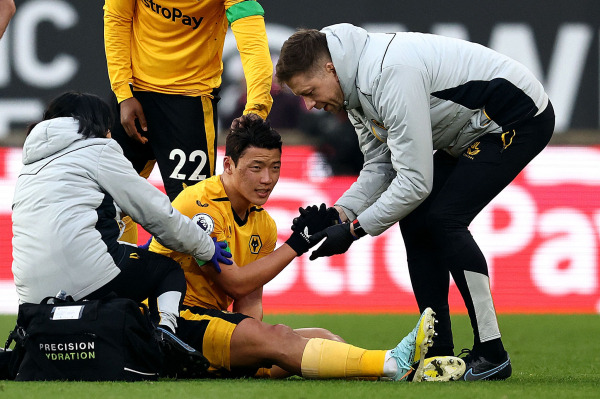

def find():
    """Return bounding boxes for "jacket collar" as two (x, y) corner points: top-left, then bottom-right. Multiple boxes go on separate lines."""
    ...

(321, 23), (368, 111)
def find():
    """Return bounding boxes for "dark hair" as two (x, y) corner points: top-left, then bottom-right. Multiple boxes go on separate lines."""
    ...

(275, 29), (330, 85)
(225, 114), (282, 165)
(27, 91), (114, 138)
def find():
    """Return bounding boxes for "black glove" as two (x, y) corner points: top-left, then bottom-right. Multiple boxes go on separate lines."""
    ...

(286, 204), (331, 255)
(308, 222), (355, 260)
(291, 203), (339, 235)
(327, 207), (342, 225)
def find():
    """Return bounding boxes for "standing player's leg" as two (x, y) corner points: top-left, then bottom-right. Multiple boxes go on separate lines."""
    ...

(109, 93), (157, 245)
(135, 91), (219, 201)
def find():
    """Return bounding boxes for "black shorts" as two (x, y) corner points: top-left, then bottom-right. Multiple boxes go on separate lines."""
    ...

(111, 90), (220, 200)
(83, 245), (185, 306)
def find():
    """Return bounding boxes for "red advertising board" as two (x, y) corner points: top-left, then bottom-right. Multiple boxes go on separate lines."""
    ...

(1, 146), (599, 314)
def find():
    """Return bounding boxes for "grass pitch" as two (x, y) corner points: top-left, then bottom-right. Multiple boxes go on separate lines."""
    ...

(0, 313), (598, 398)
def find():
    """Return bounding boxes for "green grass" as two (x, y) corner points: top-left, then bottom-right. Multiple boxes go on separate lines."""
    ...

(1, 313), (599, 398)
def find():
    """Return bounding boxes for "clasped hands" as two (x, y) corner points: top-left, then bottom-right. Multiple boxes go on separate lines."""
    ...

(285, 203), (358, 260)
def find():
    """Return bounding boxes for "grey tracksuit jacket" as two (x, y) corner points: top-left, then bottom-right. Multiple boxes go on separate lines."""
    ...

(12, 117), (215, 304)
(324, 24), (548, 235)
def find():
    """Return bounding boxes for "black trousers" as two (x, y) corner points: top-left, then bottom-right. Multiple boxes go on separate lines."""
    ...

(111, 90), (220, 201)
(84, 244), (186, 319)
(400, 102), (555, 355)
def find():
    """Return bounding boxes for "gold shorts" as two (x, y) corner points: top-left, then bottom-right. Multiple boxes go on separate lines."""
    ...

(177, 306), (252, 376)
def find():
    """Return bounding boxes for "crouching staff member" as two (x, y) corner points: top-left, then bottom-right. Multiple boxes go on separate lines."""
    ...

(11, 92), (231, 362)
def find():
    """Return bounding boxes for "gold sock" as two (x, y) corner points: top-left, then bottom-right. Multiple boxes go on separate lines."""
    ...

(119, 215), (138, 244)
(301, 338), (386, 379)
(119, 160), (157, 245)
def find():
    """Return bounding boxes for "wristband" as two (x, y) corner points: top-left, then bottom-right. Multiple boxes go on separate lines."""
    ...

(351, 219), (367, 238)
(285, 230), (311, 256)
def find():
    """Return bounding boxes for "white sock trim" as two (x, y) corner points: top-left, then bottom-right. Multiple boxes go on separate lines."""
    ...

(382, 350), (398, 377)
(157, 291), (181, 332)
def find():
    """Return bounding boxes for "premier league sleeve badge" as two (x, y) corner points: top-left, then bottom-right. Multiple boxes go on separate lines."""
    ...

(191, 213), (215, 235)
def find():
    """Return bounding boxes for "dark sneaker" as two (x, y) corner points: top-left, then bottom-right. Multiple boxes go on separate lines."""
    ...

(459, 349), (512, 381)
(155, 326), (210, 379)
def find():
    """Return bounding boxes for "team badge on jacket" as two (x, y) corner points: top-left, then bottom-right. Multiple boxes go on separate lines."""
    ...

(464, 142), (481, 160)
(370, 119), (388, 142)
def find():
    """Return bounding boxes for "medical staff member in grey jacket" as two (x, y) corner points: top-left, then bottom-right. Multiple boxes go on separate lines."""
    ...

(12, 92), (231, 347)
(276, 24), (555, 381)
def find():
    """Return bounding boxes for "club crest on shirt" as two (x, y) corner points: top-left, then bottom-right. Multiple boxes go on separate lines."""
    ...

(192, 213), (214, 234)
(249, 234), (262, 254)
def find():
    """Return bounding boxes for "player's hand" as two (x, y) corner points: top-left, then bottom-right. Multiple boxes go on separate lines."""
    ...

(308, 223), (355, 260)
(120, 97), (148, 144)
(285, 204), (330, 256)
(230, 113), (262, 130)
(291, 204), (340, 234)
(209, 237), (233, 273)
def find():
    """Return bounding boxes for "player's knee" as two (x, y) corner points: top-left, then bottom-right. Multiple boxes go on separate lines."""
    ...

(251, 323), (298, 360)
(269, 323), (295, 338)
(243, 321), (295, 344)
(294, 327), (345, 342)
(319, 329), (344, 343)
(314, 328), (344, 342)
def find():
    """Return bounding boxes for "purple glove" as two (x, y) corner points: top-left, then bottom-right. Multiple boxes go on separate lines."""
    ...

(210, 237), (232, 273)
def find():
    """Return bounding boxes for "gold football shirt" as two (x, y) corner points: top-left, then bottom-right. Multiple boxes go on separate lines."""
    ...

(104, 0), (272, 117)
(150, 175), (277, 310)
